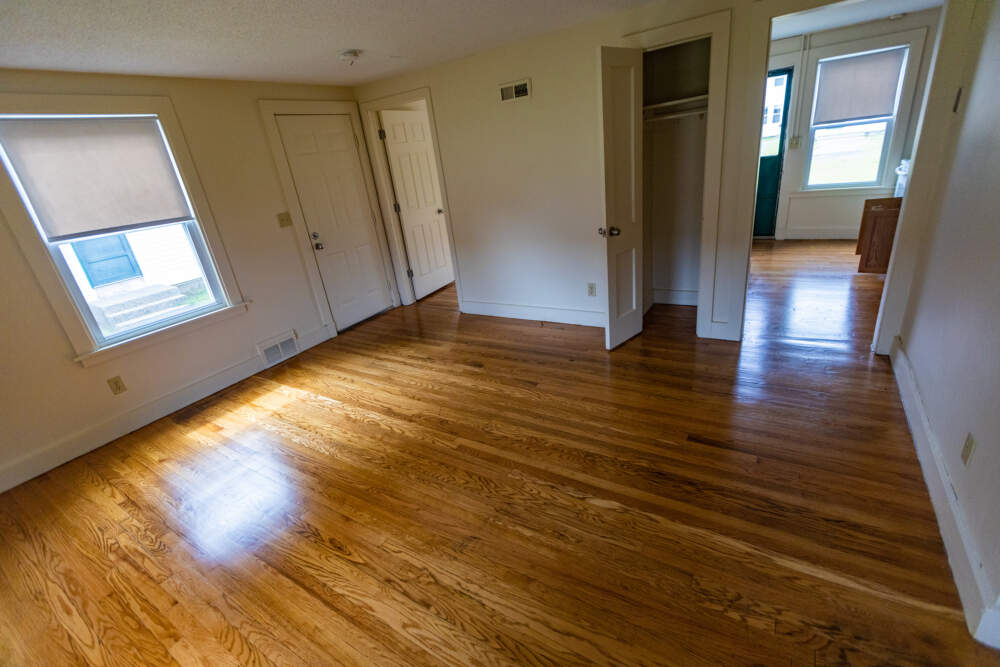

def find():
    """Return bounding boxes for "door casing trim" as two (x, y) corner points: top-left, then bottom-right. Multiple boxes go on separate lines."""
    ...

(358, 88), (463, 308)
(621, 10), (732, 338)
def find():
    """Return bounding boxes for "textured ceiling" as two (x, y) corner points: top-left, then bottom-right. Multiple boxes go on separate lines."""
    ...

(0, 0), (648, 85)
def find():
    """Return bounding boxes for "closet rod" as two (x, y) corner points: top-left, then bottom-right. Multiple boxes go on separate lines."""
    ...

(644, 108), (707, 122)
(642, 94), (708, 111)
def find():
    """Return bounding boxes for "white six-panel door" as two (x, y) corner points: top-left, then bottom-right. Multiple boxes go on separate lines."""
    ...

(600, 46), (644, 349)
(378, 109), (454, 299)
(276, 114), (392, 329)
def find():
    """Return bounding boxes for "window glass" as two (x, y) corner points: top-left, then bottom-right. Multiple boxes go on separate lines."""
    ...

(807, 121), (888, 186)
(759, 73), (789, 158)
(56, 222), (219, 339)
(0, 115), (227, 346)
(805, 46), (908, 188)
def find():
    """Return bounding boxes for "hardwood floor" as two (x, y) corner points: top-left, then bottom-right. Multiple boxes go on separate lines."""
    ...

(1, 248), (997, 665)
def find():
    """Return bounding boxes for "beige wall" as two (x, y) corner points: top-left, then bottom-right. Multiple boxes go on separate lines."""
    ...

(0, 69), (351, 488)
(898, 0), (1000, 640)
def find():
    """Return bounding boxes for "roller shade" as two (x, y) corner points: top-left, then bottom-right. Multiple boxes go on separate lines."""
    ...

(812, 47), (907, 125)
(0, 116), (191, 241)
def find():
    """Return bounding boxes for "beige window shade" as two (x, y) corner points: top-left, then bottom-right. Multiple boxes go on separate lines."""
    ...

(0, 116), (191, 241)
(813, 47), (908, 125)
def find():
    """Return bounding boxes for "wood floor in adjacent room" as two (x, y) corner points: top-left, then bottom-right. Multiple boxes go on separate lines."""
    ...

(1, 240), (997, 665)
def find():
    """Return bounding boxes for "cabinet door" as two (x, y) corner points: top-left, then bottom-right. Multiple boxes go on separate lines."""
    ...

(858, 197), (901, 273)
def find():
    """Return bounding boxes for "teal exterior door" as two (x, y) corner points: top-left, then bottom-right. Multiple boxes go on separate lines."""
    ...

(72, 234), (142, 287)
(753, 68), (793, 237)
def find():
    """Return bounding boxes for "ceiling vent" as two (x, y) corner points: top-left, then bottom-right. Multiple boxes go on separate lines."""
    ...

(257, 330), (299, 367)
(499, 78), (531, 103)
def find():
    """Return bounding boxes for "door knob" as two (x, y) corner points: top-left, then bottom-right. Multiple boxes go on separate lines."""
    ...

(607, 226), (621, 236)
(310, 231), (320, 240)
(314, 242), (324, 250)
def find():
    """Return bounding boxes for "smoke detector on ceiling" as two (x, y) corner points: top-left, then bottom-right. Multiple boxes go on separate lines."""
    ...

(339, 49), (362, 66)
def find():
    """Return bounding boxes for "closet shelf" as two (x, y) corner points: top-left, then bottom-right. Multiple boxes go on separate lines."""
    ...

(642, 94), (708, 111)
(644, 107), (707, 122)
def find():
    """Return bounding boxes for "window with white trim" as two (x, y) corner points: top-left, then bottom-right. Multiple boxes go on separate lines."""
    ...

(0, 115), (229, 347)
(806, 46), (908, 188)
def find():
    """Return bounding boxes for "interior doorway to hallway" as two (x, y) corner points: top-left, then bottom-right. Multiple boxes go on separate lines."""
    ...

(745, 0), (942, 349)
(360, 91), (458, 306)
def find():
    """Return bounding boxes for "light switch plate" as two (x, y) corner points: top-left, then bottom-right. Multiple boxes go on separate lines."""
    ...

(277, 211), (293, 228)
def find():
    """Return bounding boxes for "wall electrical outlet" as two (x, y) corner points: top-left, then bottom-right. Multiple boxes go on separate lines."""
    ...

(277, 211), (293, 228)
(587, 282), (597, 297)
(961, 433), (976, 466)
(107, 376), (127, 395)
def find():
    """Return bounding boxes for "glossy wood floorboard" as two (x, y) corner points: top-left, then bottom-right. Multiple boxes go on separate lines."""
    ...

(2, 242), (998, 665)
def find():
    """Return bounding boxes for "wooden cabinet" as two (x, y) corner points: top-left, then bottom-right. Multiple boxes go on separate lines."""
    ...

(856, 197), (901, 273)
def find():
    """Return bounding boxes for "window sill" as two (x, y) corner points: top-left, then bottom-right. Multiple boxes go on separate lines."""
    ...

(793, 185), (894, 196)
(73, 301), (249, 368)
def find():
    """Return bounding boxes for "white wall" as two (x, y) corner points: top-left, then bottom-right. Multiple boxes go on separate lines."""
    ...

(895, 0), (1000, 645)
(768, 8), (940, 239)
(0, 69), (351, 490)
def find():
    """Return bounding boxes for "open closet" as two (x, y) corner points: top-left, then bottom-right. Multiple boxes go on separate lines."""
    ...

(643, 37), (710, 309)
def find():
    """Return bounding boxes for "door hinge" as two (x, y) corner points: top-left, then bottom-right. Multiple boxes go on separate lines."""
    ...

(406, 268), (414, 278)
(393, 202), (401, 214)
(378, 128), (386, 140)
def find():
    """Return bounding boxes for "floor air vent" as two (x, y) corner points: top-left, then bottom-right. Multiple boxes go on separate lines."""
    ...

(258, 331), (299, 367)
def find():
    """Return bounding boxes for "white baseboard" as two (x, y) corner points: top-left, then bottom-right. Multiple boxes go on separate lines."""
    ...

(296, 322), (336, 351)
(891, 340), (1000, 648)
(653, 288), (698, 306)
(460, 299), (604, 327)
(0, 323), (336, 494)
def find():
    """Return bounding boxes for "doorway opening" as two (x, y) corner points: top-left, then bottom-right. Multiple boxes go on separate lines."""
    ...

(360, 91), (458, 307)
(643, 37), (710, 313)
(598, 10), (730, 348)
(745, 0), (941, 349)
(753, 67), (793, 238)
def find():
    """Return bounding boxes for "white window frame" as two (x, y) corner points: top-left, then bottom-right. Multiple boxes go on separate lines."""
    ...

(0, 94), (245, 367)
(805, 116), (896, 188)
(800, 28), (927, 191)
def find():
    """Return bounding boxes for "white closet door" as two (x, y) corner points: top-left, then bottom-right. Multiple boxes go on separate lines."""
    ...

(599, 46), (644, 349)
